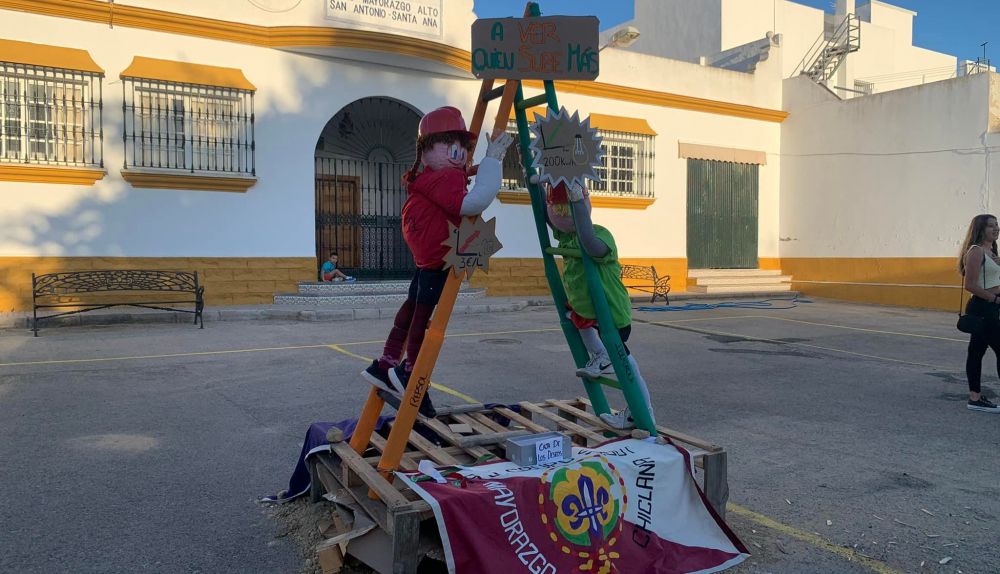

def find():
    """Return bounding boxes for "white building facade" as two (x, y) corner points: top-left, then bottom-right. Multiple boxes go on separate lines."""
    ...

(0, 0), (995, 312)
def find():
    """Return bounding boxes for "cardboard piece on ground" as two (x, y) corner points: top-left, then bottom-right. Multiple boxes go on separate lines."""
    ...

(318, 545), (344, 574)
(449, 423), (474, 434)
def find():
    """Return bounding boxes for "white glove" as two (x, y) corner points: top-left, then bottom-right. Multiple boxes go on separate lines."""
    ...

(567, 181), (585, 202)
(485, 131), (515, 161)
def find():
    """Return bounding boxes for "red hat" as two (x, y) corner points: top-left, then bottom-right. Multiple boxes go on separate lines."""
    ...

(546, 181), (590, 204)
(418, 106), (476, 140)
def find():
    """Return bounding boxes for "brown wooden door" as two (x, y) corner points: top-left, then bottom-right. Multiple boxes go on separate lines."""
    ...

(315, 175), (361, 276)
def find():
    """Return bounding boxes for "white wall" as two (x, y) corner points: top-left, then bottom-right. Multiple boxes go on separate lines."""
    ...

(489, 46), (784, 261)
(634, 0), (960, 94)
(120, 0), (476, 51)
(621, 0), (722, 64)
(0, 9), (483, 257)
(780, 74), (995, 258)
(0, 2), (785, 264)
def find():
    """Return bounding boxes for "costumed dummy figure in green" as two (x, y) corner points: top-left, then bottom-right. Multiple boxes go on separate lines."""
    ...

(545, 180), (656, 429)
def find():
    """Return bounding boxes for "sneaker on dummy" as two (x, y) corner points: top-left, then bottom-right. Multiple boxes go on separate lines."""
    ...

(362, 359), (402, 396)
(599, 407), (635, 430)
(389, 366), (437, 418)
(345, 276), (356, 283)
(575, 352), (614, 379)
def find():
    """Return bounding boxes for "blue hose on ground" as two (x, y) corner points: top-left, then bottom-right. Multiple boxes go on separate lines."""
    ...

(635, 295), (812, 312)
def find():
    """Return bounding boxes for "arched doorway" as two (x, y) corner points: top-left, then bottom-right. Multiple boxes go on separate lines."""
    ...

(315, 97), (420, 279)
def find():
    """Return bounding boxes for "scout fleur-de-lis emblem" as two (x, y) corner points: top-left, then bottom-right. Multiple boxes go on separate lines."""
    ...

(562, 473), (611, 536)
(538, 457), (626, 573)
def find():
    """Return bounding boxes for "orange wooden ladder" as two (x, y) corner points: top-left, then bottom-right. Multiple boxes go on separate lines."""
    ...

(346, 77), (520, 490)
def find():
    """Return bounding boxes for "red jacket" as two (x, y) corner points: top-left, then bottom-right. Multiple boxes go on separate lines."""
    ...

(401, 167), (467, 269)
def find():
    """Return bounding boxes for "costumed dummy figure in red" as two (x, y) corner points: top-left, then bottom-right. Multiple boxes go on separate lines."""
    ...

(362, 106), (514, 416)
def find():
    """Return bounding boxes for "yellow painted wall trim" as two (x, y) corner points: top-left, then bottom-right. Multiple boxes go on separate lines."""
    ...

(121, 170), (257, 192)
(509, 107), (658, 135)
(0, 164), (105, 185)
(497, 191), (656, 210)
(120, 56), (255, 91)
(0, 0), (469, 74)
(780, 256), (960, 311)
(0, 256), (316, 311)
(0, 37), (103, 73)
(0, 0), (789, 124)
(469, 257), (688, 297)
(522, 80), (788, 123)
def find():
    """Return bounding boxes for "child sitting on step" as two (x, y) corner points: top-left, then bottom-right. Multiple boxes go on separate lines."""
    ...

(321, 251), (354, 283)
(361, 106), (513, 417)
(545, 180), (656, 430)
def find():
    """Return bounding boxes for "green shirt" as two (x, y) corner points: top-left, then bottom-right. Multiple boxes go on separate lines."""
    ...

(555, 225), (632, 329)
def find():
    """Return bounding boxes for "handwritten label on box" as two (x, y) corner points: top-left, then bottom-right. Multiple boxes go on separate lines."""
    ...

(471, 16), (599, 80)
(534, 435), (566, 464)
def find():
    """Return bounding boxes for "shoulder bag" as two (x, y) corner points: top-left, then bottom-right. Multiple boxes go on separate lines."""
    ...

(957, 247), (987, 336)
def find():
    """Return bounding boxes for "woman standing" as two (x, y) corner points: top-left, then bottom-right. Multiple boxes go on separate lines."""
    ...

(960, 214), (1000, 413)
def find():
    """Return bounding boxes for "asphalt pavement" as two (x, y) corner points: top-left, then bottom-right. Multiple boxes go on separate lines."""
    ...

(1, 296), (997, 573)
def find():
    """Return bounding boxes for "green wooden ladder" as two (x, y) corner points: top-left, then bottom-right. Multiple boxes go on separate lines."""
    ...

(511, 2), (656, 435)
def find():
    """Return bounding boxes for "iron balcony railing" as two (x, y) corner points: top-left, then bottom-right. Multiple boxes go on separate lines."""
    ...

(122, 77), (255, 176)
(502, 123), (656, 198)
(0, 62), (103, 167)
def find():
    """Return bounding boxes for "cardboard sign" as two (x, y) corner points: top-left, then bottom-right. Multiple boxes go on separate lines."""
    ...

(534, 434), (566, 464)
(442, 216), (503, 279)
(471, 16), (600, 80)
(528, 107), (604, 190)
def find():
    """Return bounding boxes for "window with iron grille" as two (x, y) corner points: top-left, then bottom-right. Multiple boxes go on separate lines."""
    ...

(501, 122), (654, 198)
(122, 79), (254, 175)
(0, 62), (103, 167)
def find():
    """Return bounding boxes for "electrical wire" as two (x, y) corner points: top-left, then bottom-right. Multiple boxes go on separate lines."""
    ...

(635, 296), (812, 313)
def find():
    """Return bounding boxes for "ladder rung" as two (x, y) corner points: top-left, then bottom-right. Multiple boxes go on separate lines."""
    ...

(545, 247), (579, 257)
(593, 376), (621, 389)
(516, 94), (550, 111)
(482, 85), (507, 103)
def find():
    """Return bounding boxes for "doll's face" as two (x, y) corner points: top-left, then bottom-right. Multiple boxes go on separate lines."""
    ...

(423, 140), (468, 171)
(546, 196), (591, 234)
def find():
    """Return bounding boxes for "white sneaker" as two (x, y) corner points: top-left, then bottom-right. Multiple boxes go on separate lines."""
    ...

(575, 352), (614, 379)
(600, 408), (635, 430)
(345, 276), (356, 283)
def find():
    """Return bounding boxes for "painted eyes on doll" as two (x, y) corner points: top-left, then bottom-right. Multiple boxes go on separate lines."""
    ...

(448, 143), (464, 162)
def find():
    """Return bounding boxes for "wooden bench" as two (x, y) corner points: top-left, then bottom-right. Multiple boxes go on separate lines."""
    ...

(620, 264), (671, 303)
(31, 270), (205, 336)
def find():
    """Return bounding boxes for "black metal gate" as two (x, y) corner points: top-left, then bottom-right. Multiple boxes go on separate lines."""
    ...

(315, 157), (415, 279)
(686, 159), (759, 269)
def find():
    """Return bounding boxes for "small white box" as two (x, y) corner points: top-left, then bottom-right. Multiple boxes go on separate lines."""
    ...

(503, 431), (572, 466)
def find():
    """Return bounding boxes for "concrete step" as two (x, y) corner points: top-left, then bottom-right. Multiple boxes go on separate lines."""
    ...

(687, 284), (793, 294)
(296, 280), (415, 295)
(694, 275), (791, 286)
(687, 268), (783, 278)
(274, 288), (486, 305)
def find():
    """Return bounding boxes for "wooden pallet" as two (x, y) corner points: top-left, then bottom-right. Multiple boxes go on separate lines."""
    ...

(308, 397), (729, 574)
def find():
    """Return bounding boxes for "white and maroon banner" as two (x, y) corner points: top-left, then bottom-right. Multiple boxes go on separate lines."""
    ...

(400, 437), (748, 574)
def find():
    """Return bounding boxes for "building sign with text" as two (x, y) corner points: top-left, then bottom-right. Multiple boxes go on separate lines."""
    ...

(325, 0), (442, 38)
(471, 16), (599, 80)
